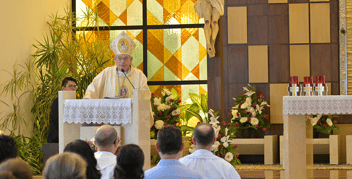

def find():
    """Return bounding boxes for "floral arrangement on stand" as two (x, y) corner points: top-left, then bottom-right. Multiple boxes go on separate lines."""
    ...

(189, 110), (241, 166)
(307, 114), (339, 135)
(150, 88), (181, 139)
(228, 84), (270, 134)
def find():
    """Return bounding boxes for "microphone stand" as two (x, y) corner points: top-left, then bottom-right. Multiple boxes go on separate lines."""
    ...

(121, 69), (135, 89)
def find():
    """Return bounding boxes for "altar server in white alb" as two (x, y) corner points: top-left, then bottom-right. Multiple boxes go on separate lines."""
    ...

(179, 123), (241, 179)
(84, 31), (150, 99)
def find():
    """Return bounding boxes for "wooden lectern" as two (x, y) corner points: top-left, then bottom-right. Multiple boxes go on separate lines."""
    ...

(58, 90), (151, 169)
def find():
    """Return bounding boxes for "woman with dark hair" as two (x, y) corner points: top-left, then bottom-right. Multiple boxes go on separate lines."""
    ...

(114, 144), (144, 179)
(64, 139), (102, 179)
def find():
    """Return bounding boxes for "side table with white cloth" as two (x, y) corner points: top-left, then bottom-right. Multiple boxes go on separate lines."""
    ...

(283, 96), (352, 179)
(58, 90), (151, 169)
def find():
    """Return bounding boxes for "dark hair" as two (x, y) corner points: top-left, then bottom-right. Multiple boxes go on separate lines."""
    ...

(64, 140), (101, 179)
(94, 125), (118, 148)
(157, 125), (182, 155)
(61, 77), (77, 87)
(193, 123), (215, 146)
(0, 158), (32, 179)
(0, 135), (17, 164)
(114, 144), (144, 179)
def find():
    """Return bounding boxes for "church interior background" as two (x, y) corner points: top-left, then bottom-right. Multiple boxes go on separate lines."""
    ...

(2, 0), (352, 178)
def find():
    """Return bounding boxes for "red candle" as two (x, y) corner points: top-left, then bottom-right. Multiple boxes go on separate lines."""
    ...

(290, 76), (299, 86)
(304, 76), (313, 86)
(315, 76), (320, 84)
(320, 76), (325, 86)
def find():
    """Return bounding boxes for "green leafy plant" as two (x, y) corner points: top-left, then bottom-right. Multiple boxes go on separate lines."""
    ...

(179, 93), (208, 135)
(0, 6), (113, 174)
(307, 114), (339, 135)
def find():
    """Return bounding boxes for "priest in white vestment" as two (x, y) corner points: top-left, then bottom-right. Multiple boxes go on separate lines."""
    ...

(179, 123), (241, 179)
(84, 31), (153, 126)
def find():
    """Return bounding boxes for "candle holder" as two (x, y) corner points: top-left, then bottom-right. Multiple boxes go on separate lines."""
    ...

(313, 76), (328, 96)
(288, 76), (300, 96)
(302, 76), (313, 96)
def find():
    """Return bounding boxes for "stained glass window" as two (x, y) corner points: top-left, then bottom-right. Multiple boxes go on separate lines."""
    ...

(147, 28), (207, 81)
(75, 0), (143, 27)
(147, 0), (204, 25)
(74, 0), (207, 102)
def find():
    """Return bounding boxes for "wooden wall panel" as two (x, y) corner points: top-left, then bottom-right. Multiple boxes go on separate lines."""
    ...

(310, 3), (331, 43)
(228, 7), (247, 44)
(330, 2), (339, 43)
(331, 43), (339, 82)
(227, 45), (248, 84)
(248, 4), (268, 16)
(310, 44), (333, 82)
(249, 45), (269, 83)
(248, 16), (269, 44)
(268, 4), (289, 16)
(289, 3), (309, 44)
(269, 15), (289, 44)
(269, 45), (289, 82)
(290, 45), (310, 82)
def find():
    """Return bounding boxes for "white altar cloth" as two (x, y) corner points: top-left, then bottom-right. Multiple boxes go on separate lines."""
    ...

(283, 95), (352, 115)
(63, 99), (132, 124)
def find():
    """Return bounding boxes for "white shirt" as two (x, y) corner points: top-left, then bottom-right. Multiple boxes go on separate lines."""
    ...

(179, 149), (241, 179)
(95, 151), (117, 179)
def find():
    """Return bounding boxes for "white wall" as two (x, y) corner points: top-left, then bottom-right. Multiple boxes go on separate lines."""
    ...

(0, 0), (70, 135)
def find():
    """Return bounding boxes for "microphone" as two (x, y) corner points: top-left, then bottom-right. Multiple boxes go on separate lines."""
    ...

(121, 69), (135, 89)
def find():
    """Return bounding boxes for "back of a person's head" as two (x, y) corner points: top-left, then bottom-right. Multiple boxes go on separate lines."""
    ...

(0, 158), (32, 179)
(193, 123), (215, 146)
(94, 125), (118, 148)
(64, 140), (101, 179)
(157, 125), (182, 155)
(114, 144), (144, 179)
(43, 152), (87, 179)
(0, 135), (17, 164)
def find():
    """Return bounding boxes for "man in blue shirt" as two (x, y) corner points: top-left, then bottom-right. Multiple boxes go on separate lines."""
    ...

(145, 125), (203, 179)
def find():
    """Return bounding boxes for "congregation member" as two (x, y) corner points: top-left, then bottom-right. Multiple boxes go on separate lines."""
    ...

(0, 158), (32, 179)
(47, 77), (77, 143)
(145, 125), (203, 179)
(43, 152), (87, 179)
(179, 123), (241, 179)
(0, 135), (17, 164)
(114, 144), (144, 179)
(94, 125), (120, 179)
(64, 139), (102, 179)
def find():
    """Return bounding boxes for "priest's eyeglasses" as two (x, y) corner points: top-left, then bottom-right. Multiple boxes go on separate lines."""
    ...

(117, 57), (130, 61)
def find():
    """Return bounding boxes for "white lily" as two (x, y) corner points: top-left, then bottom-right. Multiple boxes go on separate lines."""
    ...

(261, 101), (270, 107)
(256, 104), (264, 114)
(243, 87), (249, 91)
(245, 91), (255, 96)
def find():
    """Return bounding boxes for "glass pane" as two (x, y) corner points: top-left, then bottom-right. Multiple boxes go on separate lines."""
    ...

(109, 30), (144, 70)
(147, 0), (204, 25)
(147, 28), (207, 81)
(149, 84), (208, 102)
(76, 0), (143, 27)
